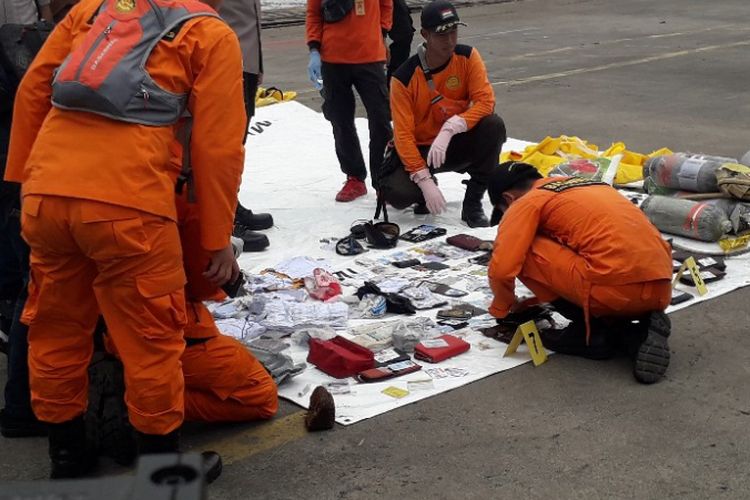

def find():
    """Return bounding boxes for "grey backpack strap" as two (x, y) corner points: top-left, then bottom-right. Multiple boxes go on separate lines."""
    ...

(175, 114), (196, 202)
(417, 44), (443, 105)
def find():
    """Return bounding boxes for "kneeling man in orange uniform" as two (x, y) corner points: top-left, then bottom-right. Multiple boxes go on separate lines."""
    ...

(486, 162), (673, 384)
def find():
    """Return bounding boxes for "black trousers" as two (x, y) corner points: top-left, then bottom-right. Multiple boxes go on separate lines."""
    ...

(387, 0), (415, 80)
(321, 62), (392, 185)
(380, 114), (506, 209)
(241, 72), (259, 145)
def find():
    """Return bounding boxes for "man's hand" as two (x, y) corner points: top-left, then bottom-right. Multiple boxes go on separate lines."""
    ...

(308, 49), (323, 90)
(509, 297), (539, 315)
(203, 244), (240, 286)
(426, 115), (468, 169)
(412, 169), (447, 214)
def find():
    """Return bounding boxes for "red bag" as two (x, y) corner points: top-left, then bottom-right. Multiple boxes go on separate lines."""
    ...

(414, 335), (470, 363)
(307, 336), (375, 378)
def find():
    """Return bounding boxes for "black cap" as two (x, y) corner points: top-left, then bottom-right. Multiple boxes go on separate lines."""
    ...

(488, 161), (543, 226)
(421, 0), (466, 33)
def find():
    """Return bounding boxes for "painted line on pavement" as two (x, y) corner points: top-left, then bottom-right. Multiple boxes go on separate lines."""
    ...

(507, 23), (744, 61)
(204, 410), (309, 465)
(492, 39), (750, 87)
(461, 27), (540, 40)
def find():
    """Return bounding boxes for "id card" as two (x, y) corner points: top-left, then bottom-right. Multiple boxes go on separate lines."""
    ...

(355, 0), (365, 15)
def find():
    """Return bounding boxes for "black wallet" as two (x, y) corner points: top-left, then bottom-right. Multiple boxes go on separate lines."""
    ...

(400, 225), (447, 243)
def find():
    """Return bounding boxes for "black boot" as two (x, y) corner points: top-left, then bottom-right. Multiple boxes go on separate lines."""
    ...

(48, 416), (97, 479)
(413, 202), (429, 215)
(633, 311), (671, 384)
(460, 179), (490, 228)
(235, 204), (273, 231)
(86, 353), (136, 466)
(233, 224), (270, 252)
(136, 429), (181, 455)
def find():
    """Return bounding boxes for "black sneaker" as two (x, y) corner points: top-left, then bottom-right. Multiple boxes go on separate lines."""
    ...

(235, 204), (273, 230)
(0, 409), (47, 438)
(87, 353), (137, 466)
(633, 311), (671, 384)
(233, 224), (270, 252)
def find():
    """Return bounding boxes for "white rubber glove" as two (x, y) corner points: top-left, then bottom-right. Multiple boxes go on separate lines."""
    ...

(426, 115), (468, 169)
(411, 169), (447, 214)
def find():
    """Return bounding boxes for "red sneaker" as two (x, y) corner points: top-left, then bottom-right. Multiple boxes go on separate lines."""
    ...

(335, 176), (367, 202)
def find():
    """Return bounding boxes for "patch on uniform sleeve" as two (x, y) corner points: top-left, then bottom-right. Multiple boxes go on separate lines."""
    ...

(115, 0), (135, 13)
(539, 177), (608, 192)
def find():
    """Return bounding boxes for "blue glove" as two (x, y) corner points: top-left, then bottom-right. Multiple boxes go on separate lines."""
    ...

(307, 49), (323, 90)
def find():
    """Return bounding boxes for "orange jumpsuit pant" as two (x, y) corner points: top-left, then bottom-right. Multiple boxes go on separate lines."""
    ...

(519, 236), (672, 319)
(182, 301), (278, 422)
(21, 195), (186, 434)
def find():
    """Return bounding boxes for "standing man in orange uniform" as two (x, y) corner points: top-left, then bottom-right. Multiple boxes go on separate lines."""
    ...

(380, 0), (505, 227)
(5, 0), (246, 478)
(306, 0), (393, 202)
(486, 162), (674, 384)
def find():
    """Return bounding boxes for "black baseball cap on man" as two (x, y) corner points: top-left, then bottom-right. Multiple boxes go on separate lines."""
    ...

(487, 161), (543, 226)
(421, 0), (467, 33)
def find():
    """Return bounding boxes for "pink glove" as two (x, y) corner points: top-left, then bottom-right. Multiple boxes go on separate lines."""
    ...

(411, 169), (447, 214)
(426, 115), (468, 169)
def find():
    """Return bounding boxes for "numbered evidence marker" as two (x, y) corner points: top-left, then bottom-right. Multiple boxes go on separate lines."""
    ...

(673, 256), (708, 296)
(503, 320), (548, 366)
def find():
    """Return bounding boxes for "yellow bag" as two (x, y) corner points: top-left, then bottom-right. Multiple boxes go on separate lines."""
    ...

(255, 86), (298, 108)
(500, 135), (672, 185)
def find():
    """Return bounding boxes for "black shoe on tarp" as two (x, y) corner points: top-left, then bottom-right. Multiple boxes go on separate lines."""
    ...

(460, 179), (490, 228)
(49, 416), (98, 479)
(633, 311), (671, 384)
(235, 204), (273, 231)
(538, 321), (617, 360)
(0, 409), (47, 438)
(87, 353), (137, 466)
(233, 224), (270, 252)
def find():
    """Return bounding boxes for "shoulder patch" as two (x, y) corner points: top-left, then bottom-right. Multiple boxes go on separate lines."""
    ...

(393, 54), (421, 87)
(539, 177), (608, 192)
(454, 44), (472, 58)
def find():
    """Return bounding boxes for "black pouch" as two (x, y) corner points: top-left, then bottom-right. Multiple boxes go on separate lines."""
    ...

(413, 262), (450, 272)
(670, 290), (693, 305)
(321, 0), (354, 23)
(400, 224), (447, 243)
(392, 258), (421, 268)
(364, 221), (400, 249)
(336, 235), (367, 256)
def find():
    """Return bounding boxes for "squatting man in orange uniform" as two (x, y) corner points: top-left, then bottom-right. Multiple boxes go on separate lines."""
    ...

(378, 0), (506, 228)
(486, 162), (674, 384)
(5, 0), (247, 479)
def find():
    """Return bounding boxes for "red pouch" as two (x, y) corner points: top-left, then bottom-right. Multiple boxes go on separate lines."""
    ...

(307, 336), (375, 378)
(414, 335), (470, 363)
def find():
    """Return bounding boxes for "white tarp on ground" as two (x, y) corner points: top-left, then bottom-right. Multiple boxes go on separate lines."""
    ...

(235, 101), (750, 425)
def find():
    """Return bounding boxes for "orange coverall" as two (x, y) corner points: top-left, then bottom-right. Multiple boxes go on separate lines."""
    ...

(5, 0), (246, 434)
(488, 178), (673, 335)
(176, 194), (278, 422)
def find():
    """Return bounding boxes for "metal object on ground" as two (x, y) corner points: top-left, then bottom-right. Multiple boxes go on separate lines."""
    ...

(0, 453), (206, 500)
